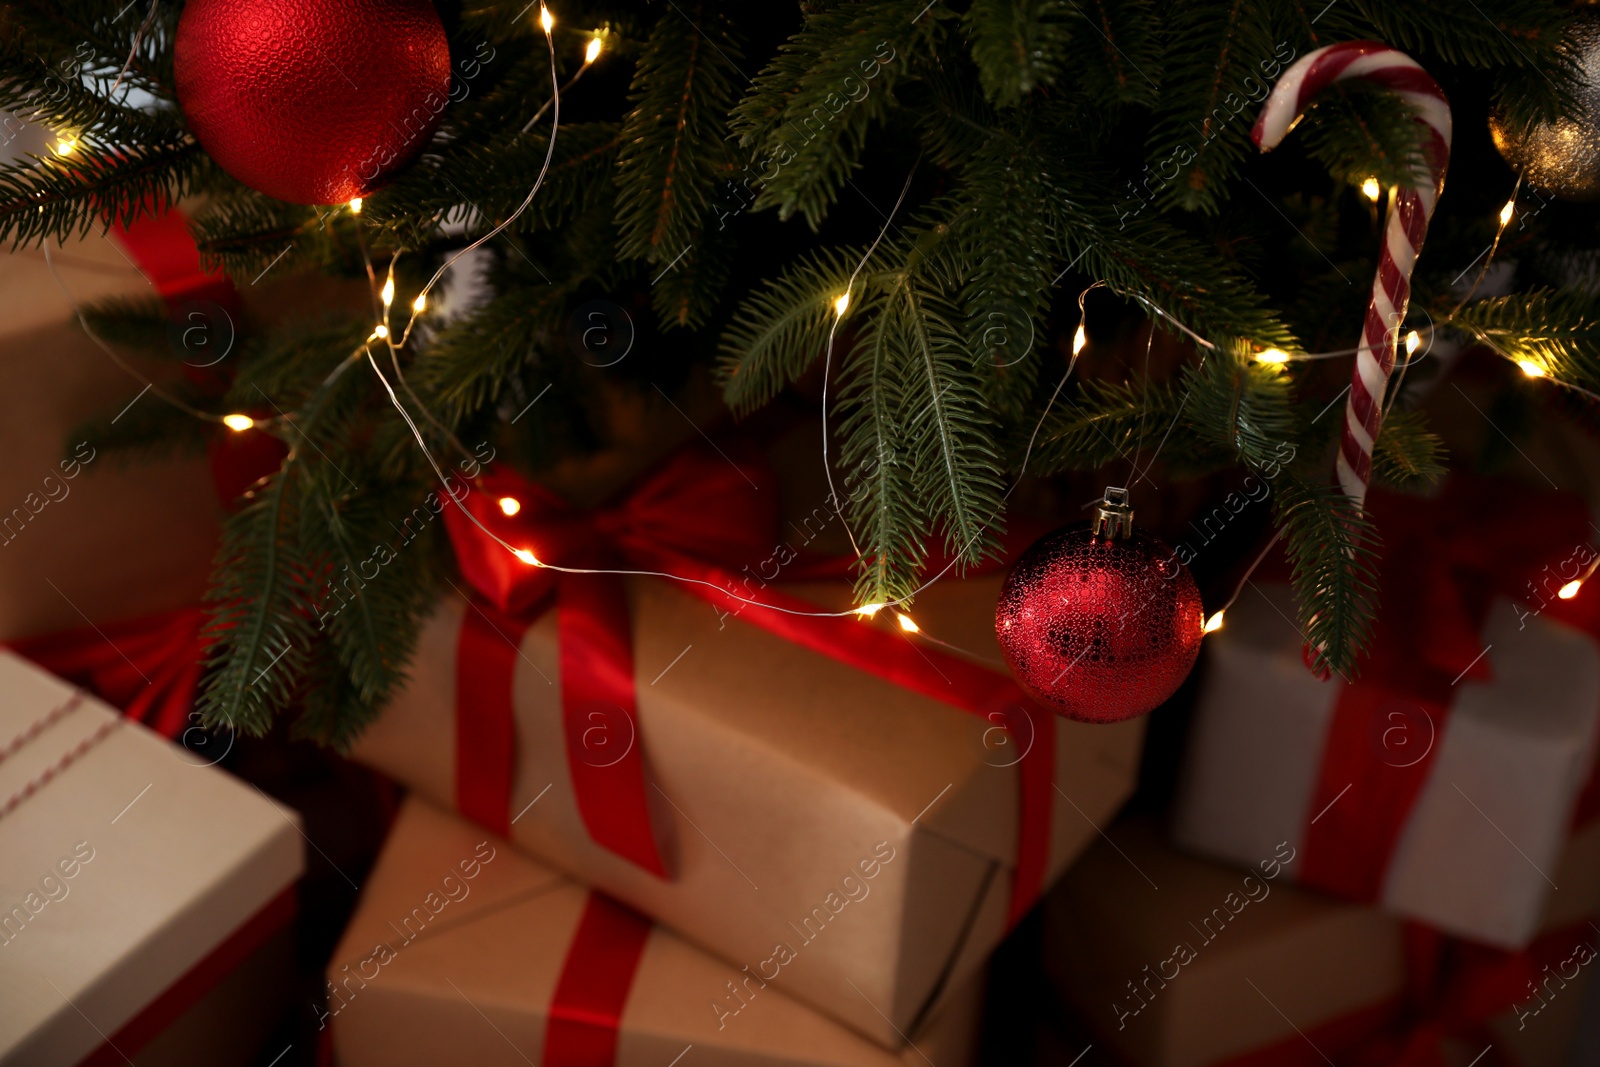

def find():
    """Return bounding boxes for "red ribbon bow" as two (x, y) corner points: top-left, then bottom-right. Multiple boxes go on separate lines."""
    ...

(444, 441), (1057, 923)
(444, 442), (778, 877)
(1299, 478), (1599, 903)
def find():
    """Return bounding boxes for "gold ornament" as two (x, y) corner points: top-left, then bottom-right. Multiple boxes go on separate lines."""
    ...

(1491, 16), (1600, 201)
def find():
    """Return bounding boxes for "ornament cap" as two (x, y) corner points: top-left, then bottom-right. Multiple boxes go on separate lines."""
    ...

(1092, 487), (1134, 540)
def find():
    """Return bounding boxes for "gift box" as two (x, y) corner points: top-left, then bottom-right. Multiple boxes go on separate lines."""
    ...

(0, 214), (226, 649)
(1173, 478), (1600, 948)
(0, 649), (304, 1066)
(349, 443), (1147, 1046)
(1043, 818), (1600, 1067)
(327, 796), (985, 1067)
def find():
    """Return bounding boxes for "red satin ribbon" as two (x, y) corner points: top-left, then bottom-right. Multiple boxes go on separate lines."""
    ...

(542, 893), (653, 1067)
(445, 443), (1058, 924)
(8, 606), (206, 740)
(1297, 479), (1598, 903)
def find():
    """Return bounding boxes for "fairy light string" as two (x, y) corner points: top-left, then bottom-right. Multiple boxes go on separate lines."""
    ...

(40, 14), (1599, 645)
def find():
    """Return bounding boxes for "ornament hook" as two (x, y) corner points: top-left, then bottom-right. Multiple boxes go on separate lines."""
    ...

(1092, 487), (1134, 540)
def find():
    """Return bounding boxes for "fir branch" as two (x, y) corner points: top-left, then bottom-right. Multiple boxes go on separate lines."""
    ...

(0, 138), (203, 248)
(837, 289), (925, 604)
(1144, 0), (1287, 213)
(199, 349), (366, 735)
(1274, 474), (1379, 677)
(730, 0), (946, 227)
(897, 279), (1006, 564)
(1371, 407), (1447, 491)
(613, 2), (743, 291)
(1450, 289), (1600, 387)
(963, 0), (1073, 107)
(717, 246), (865, 412)
(1067, 0), (1159, 108)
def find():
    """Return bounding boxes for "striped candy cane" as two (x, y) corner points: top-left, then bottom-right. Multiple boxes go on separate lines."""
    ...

(1253, 41), (1452, 508)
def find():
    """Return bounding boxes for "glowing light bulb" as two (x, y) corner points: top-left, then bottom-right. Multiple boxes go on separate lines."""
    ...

(1072, 323), (1087, 357)
(381, 277), (395, 308)
(539, 6), (553, 33)
(854, 603), (885, 618)
(412, 292), (427, 314)
(498, 497), (522, 517)
(833, 291), (850, 316)
(1361, 177), (1381, 202)
(222, 413), (255, 432)
(372, 324), (390, 340)
(52, 137), (76, 157)
(1499, 200), (1515, 227)
(585, 36), (602, 64)
(1203, 611), (1226, 634)
(349, 197), (363, 214)
(896, 613), (919, 634)
(1560, 580), (1583, 600)
(1517, 359), (1546, 378)
(1256, 348), (1289, 364)
(513, 548), (539, 566)
(1405, 330), (1422, 356)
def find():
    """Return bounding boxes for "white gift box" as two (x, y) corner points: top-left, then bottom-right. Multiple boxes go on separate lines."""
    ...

(1173, 584), (1600, 948)
(0, 650), (304, 1066)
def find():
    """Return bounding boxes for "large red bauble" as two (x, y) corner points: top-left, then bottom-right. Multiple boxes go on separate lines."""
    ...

(174, 0), (452, 205)
(996, 522), (1203, 723)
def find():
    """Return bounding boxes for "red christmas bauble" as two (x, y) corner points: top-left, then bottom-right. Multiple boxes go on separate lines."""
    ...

(174, 0), (452, 205)
(996, 507), (1203, 723)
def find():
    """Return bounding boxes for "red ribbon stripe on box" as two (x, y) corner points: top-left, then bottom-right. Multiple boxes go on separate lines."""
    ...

(1287, 478), (1600, 904)
(444, 442), (1058, 925)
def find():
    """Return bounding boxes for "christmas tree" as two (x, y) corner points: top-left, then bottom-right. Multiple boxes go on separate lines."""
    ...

(1, 0), (1594, 743)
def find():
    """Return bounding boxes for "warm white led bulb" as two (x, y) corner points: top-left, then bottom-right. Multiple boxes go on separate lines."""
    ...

(412, 293), (427, 314)
(540, 7), (553, 33)
(498, 497), (522, 517)
(1203, 611), (1225, 634)
(349, 197), (363, 214)
(1361, 177), (1381, 202)
(585, 36), (602, 63)
(1517, 359), (1545, 378)
(381, 277), (395, 308)
(1072, 323), (1087, 357)
(222, 413), (255, 432)
(833, 291), (850, 316)
(1499, 200), (1515, 227)
(896, 613), (919, 634)
(1256, 348), (1289, 364)
(1405, 330), (1421, 356)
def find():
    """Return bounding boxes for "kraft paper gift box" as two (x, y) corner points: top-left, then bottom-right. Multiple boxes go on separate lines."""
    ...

(327, 796), (986, 1067)
(0, 649), (305, 1066)
(1172, 479), (1600, 949)
(0, 117), (229, 652)
(1042, 818), (1600, 1067)
(349, 444), (1148, 1047)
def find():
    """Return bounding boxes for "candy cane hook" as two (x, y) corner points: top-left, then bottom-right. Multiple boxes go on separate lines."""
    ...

(1253, 41), (1452, 508)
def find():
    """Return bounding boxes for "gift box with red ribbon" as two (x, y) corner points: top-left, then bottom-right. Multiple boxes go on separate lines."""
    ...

(1173, 478), (1600, 949)
(327, 796), (986, 1067)
(0, 185), (248, 737)
(0, 648), (304, 1066)
(349, 440), (1147, 1046)
(1044, 818), (1600, 1067)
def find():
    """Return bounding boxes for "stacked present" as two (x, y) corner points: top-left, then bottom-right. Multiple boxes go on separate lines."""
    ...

(0, 649), (304, 1065)
(1039, 478), (1600, 1066)
(327, 437), (1151, 1064)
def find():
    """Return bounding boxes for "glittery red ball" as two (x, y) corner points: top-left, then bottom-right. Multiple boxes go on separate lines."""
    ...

(174, 0), (452, 205)
(996, 523), (1203, 723)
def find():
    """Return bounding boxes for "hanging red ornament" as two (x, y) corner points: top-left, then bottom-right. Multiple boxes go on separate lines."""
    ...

(996, 489), (1203, 723)
(174, 0), (452, 205)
